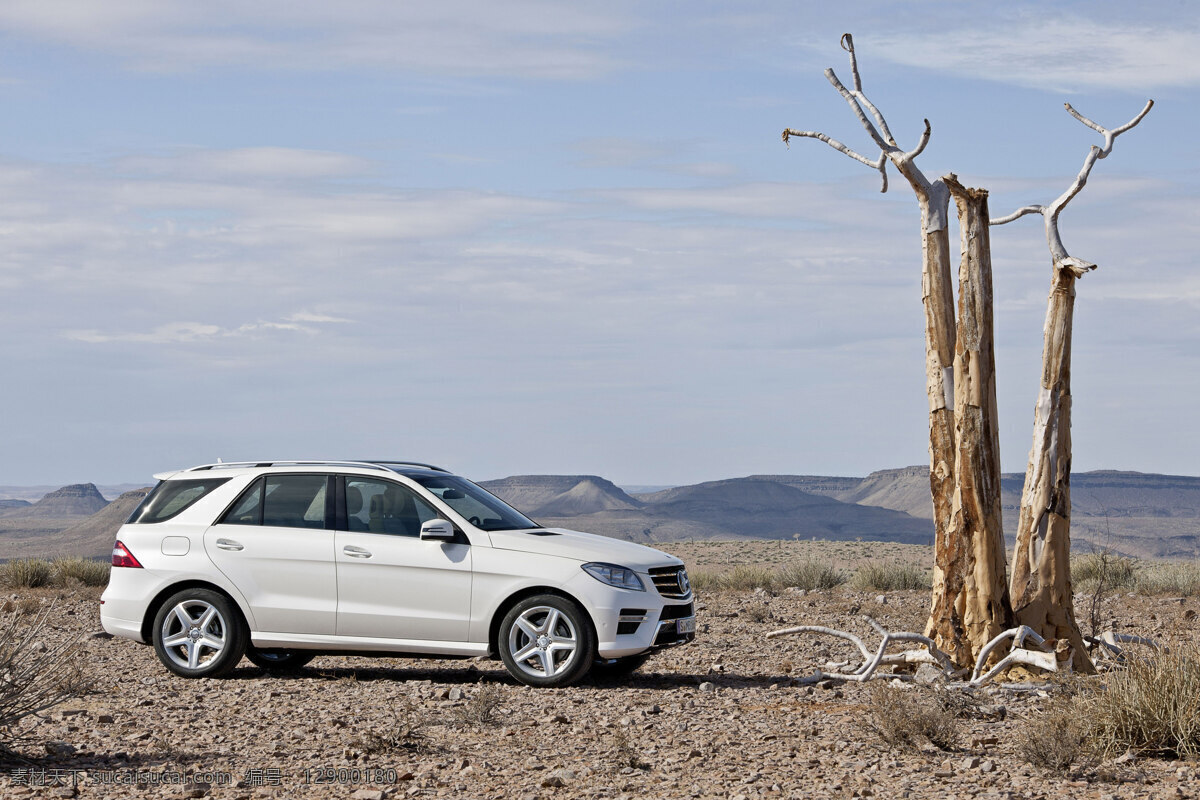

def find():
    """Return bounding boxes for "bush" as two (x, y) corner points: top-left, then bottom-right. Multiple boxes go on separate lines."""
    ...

(1135, 562), (1200, 597)
(861, 684), (959, 752)
(1073, 551), (1138, 592)
(1083, 640), (1200, 758)
(852, 562), (931, 591)
(776, 560), (846, 591)
(51, 557), (111, 588)
(1019, 694), (1096, 773)
(688, 570), (721, 593)
(450, 683), (504, 727)
(0, 559), (53, 589)
(0, 609), (91, 752)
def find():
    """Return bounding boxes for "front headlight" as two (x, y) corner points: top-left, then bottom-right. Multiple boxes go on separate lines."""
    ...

(582, 562), (645, 591)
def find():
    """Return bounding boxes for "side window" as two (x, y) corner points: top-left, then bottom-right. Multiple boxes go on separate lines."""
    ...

(220, 477), (263, 526)
(345, 478), (439, 537)
(128, 478), (231, 524)
(262, 476), (328, 529)
(218, 475), (329, 529)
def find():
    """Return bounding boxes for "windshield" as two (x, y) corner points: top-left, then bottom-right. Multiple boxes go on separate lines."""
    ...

(409, 474), (539, 532)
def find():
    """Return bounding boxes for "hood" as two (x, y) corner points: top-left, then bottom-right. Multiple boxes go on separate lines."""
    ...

(487, 528), (681, 572)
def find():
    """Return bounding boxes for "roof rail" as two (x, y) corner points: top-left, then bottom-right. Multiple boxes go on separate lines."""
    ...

(186, 460), (394, 472)
(359, 460), (450, 473)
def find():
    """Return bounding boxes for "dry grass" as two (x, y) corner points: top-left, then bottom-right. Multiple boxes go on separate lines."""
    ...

(351, 700), (426, 754)
(852, 562), (931, 591)
(1084, 639), (1200, 758)
(861, 684), (959, 752)
(50, 557), (111, 587)
(776, 560), (846, 591)
(450, 683), (505, 727)
(1019, 693), (1096, 774)
(0, 558), (54, 589)
(1136, 562), (1200, 597)
(1073, 551), (1139, 592)
(0, 608), (92, 753)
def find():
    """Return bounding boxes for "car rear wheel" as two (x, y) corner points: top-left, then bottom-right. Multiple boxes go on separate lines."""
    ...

(245, 647), (316, 672)
(499, 595), (595, 687)
(152, 588), (246, 678)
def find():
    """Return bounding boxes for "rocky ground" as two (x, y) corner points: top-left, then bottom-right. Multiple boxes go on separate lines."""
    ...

(1, 541), (1198, 800)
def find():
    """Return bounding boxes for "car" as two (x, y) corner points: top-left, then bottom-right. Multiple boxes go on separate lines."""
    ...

(100, 460), (694, 687)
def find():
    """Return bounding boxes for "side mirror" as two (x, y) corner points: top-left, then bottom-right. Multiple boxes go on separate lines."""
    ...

(420, 519), (455, 541)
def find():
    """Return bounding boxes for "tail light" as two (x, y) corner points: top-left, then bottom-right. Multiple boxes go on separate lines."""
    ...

(111, 540), (143, 568)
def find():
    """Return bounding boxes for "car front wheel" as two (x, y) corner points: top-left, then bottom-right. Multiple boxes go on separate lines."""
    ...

(152, 588), (246, 678)
(499, 595), (596, 687)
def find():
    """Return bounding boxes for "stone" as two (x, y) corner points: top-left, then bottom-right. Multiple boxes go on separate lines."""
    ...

(698, 682), (715, 693)
(448, 687), (463, 701)
(44, 741), (76, 757)
(913, 663), (946, 685)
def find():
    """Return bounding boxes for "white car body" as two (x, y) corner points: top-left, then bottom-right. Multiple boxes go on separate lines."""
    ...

(100, 461), (694, 686)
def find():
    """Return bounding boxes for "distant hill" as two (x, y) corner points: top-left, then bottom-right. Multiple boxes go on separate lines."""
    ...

(0, 499), (31, 511)
(487, 475), (934, 545)
(479, 476), (642, 517)
(53, 488), (153, 559)
(0, 483), (108, 519)
(0, 487), (150, 561)
(1, 469), (1197, 560)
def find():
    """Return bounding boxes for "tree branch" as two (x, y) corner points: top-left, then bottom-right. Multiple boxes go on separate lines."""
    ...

(991, 100), (1153, 271)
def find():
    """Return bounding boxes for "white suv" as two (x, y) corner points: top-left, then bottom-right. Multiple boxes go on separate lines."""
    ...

(100, 461), (694, 687)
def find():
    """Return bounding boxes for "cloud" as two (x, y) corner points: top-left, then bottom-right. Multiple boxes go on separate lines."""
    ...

(0, 0), (630, 79)
(860, 19), (1200, 91)
(62, 314), (345, 344)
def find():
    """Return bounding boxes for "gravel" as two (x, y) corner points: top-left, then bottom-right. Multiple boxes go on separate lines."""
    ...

(1, 581), (1196, 799)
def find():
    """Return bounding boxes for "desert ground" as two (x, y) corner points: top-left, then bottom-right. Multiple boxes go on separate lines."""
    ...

(1, 540), (1197, 800)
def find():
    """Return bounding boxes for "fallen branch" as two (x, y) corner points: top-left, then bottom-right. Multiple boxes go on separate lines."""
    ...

(767, 616), (1084, 685)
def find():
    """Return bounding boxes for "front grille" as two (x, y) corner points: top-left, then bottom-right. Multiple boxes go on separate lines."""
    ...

(659, 602), (693, 621)
(649, 565), (691, 599)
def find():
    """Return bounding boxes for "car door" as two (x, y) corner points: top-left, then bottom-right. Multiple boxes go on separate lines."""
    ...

(334, 476), (473, 641)
(204, 473), (337, 635)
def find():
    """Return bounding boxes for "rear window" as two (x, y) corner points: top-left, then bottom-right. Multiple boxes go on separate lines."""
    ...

(127, 478), (231, 524)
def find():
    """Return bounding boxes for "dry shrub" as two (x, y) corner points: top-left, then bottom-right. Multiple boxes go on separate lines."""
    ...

(450, 683), (504, 727)
(1083, 639), (1200, 758)
(0, 609), (92, 752)
(721, 565), (778, 592)
(0, 559), (53, 589)
(610, 728), (649, 769)
(777, 560), (846, 591)
(1136, 562), (1200, 597)
(861, 684), (959, 752)
(351, 700), (425, 754)
(51, 557), (111, 588)
(1019, 693), (1096, 774)
(688, 570), (721, 593)
(1073, 551), (1138, 593)
(852, 562), (931, 592)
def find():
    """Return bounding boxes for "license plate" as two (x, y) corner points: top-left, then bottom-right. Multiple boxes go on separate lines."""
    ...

(676, 616), (696, 634)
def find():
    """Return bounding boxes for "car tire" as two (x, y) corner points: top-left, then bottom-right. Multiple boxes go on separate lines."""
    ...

(498, 594), (596, 688)
(592, 651), (654, 679)
(245, 647), (316, 672)
(152, 588), (246, 678)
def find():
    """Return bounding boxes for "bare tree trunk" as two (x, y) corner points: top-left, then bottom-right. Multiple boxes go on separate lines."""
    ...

(1009, 265), (1095, 673)
(994, 100), (1151, 675)
(925, 177), (1012, 664)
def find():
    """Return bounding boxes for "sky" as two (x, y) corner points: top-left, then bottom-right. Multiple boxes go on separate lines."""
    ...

(0, 1), (1196, 487)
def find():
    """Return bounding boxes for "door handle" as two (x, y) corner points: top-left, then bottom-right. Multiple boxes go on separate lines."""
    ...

(215, 538), (244, 551)
(343, 546), (372, 559)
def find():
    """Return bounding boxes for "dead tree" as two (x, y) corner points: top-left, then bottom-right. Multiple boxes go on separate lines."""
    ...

(992, 100), (1153, 672)
(783, 35), (1010, 666)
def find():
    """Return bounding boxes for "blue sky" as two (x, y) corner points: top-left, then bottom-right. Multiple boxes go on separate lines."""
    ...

(0, 1), (1196, 486)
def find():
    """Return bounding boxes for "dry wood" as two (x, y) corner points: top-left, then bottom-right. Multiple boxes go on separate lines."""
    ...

(995, 101), (1152, 674)
(925, 176), (1012, 666)
(782, 35), (980, 662)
